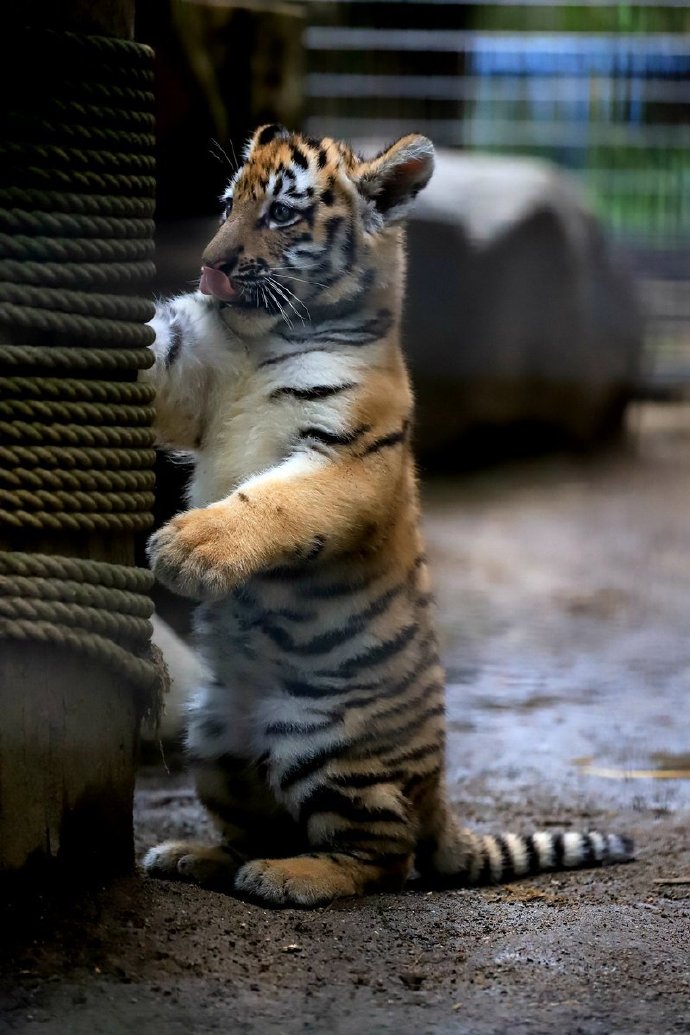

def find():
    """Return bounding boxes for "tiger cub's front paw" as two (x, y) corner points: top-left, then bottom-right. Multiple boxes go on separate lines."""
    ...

(147, 508), (240, 601)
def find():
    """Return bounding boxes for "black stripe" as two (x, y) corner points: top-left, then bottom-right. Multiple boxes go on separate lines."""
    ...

(578, 833), (596, 866)
(324, 215), (344, 247)
(331, 768), (404, 789)
(299, 787), (404, 825)
(342, 223), (357, 271)
(258, 347), (335, 369)
(299, 424), (371, 448)
(282, 676), (381, 699)
(270, 382), (354, 401)
(272, 582), (404, 657)
(316, 622), (419, 680)
(279, 743), (345, 791)
(495, 835), (516, 882)
(321, 187), (335, 206)
(524, 834), (542, 875)
(165, 319), (183, 368)
(344, 636), (439, 710)
(282, 678), (335, 699)
(302, 569), (382, 599)
(350, 701), (445, 759)
(476, 844), (493, 885)
(353, 678), (443, 726)
(382, 739), (439, 769)
(360, 422), (409, 458)
(552, 833), (565, 869)
(292, 146), (309, 170)
(402, 763), (442, 798)
(326, 827), (412, 848)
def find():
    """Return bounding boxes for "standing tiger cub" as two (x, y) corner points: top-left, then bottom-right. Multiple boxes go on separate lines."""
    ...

(142, 126), (632, 906)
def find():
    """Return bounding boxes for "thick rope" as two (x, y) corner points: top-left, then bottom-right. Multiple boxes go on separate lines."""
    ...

(7, 167), (156, 197)
(0, 29), (163, 700)
(0, 554), (164, 702)
(0, 468), (155, 493)
(0, 259), (157, 291)
(0, 398), (154, 426)
(0, 445), (155, 471)
(0, 304), (154, 346)
(0, 345), (154, 371)
(3, 422), (153, 448)
(0, 552), (155, 590)
(0, 210), (155, 240)
(0, 233), (154, 264)
(0, 509), (154, 533)
(0, 576), (153, 617)
(0, 188), (155, 219)
(0, 285), (154, 321)
(0, 597), (153, 648)
(0, 377), (155, 404)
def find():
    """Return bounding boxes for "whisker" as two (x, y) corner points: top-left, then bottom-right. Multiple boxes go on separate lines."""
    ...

(209, 137), (233, 169)
(266, 277), (301, 326)
(267, 276), (307, 325)
(265, 280), (293, 328)
(270, 278), (311, 321)
(268, 279), (295, 327)
(270, 267), (329, 290)
(267, 272), (308, 308)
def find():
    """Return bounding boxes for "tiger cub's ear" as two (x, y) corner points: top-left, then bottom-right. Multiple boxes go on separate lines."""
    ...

(357, 134), (435, 228)
(244, 123), (291, 158)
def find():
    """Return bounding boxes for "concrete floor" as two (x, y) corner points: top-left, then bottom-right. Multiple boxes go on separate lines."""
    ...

(2, 403), (689, 1034)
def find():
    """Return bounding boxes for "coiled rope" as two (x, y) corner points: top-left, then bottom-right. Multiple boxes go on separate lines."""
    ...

(0, 553), (162, 695)
(0, 29), (164, 702)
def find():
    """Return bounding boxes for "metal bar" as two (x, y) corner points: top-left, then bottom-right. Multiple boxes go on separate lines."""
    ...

(306, 73), (690, 103)
(306, 28), (690, 54)
(305, 115), (690, 148)
(310, 0), (690, 7)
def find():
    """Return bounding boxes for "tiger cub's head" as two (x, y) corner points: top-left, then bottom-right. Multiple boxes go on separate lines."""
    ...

(199, 125), (434, 333)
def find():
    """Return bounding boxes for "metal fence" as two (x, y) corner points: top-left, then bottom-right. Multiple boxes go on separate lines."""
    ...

(304, 0), (690, 393)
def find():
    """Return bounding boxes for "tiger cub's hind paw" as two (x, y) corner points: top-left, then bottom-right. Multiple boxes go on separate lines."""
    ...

(234, 853), (408, 907)
(234, 857), (355, 907)
(143, 840), (239, 889)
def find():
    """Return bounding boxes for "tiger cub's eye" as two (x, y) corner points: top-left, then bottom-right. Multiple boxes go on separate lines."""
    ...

(271, 201), (295, 226)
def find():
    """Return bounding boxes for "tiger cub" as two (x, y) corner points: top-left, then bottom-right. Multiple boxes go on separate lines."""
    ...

(142, 125), (633, 906)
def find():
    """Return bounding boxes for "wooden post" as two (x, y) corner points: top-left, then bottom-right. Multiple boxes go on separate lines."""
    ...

(0, 0), (155, 879)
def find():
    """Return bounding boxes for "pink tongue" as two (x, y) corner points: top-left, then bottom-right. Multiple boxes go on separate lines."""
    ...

(199, 266), (239, 301)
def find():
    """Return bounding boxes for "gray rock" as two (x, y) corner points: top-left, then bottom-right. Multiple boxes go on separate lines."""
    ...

(403, 151), (644, 460)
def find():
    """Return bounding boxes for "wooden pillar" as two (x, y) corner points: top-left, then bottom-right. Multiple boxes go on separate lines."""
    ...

(0, 0), (156, 879)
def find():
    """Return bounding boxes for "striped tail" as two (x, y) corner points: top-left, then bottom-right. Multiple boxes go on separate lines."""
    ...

(472, 830), (635, 885)
(428, 825), (635, 886)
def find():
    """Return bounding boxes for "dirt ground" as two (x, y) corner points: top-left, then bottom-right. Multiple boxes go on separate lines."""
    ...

(2, 403), (690, 1035)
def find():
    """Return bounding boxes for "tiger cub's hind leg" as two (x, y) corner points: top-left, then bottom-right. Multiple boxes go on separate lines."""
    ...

(234, 782), (416, 906)
(143, 755), (300, 891)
